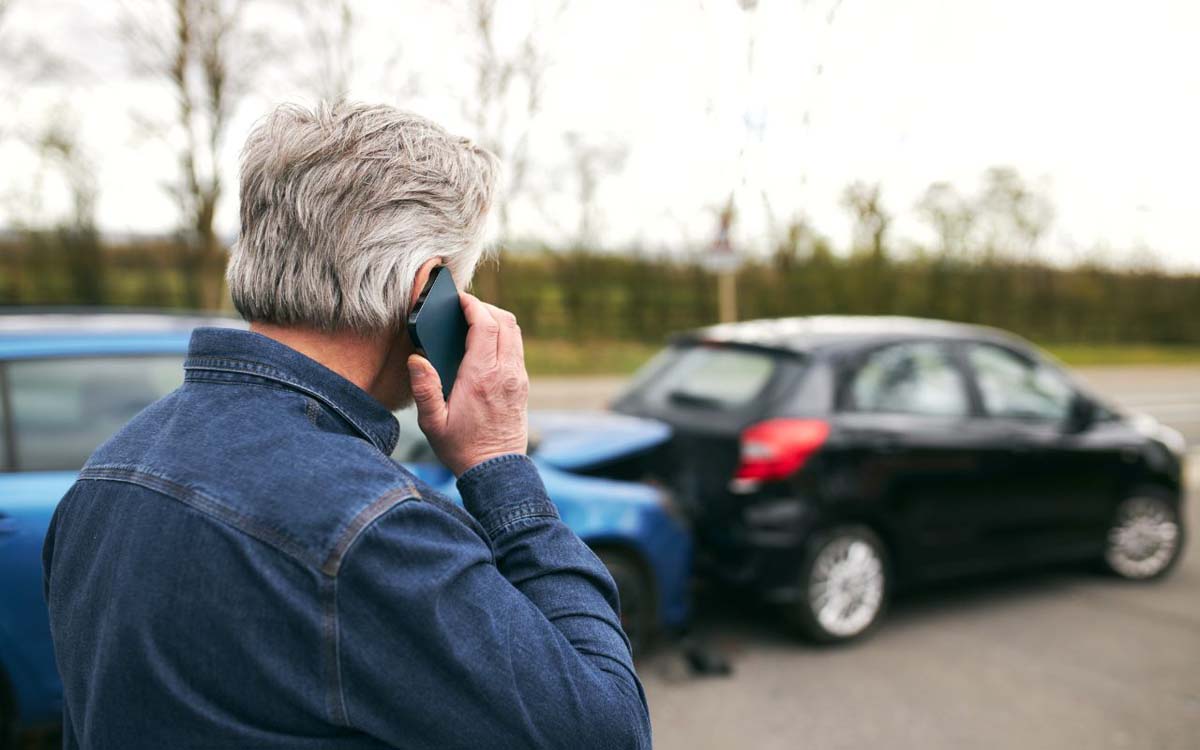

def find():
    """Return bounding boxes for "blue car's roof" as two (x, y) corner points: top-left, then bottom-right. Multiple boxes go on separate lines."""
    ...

(0, 312), (245, 359)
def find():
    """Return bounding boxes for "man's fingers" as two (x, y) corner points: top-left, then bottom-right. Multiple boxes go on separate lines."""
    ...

(407, 355), (447, 433)
(483, 302), (524, 368)
(460, 292), (499, 367)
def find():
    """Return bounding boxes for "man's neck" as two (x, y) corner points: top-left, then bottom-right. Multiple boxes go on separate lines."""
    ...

(249, 322), (392, 400)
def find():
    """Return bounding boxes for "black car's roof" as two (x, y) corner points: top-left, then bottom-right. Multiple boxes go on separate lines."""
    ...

(677, 315), (1029, 356)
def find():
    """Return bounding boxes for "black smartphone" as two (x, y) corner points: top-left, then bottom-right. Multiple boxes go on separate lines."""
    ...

(407, 266), (468, 400)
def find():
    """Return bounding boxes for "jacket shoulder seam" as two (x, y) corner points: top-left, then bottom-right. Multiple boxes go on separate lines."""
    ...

(77, 465), (320, 569)
(78, 465), (425, 579)
(321, 480), (423, 577)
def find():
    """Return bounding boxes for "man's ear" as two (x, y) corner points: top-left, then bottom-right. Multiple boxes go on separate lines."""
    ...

(408, 257), (446, 317)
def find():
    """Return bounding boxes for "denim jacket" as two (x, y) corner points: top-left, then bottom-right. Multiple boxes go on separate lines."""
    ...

(42, 327), (651, 749)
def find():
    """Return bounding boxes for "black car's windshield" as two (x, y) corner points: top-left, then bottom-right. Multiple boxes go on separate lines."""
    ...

(624, 345), (779, 411)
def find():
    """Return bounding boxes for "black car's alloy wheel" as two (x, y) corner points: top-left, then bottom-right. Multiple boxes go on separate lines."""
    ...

(792, 526), (889, 644)
(1104, 494), (1183, 580)
(596, 549), (654, 657)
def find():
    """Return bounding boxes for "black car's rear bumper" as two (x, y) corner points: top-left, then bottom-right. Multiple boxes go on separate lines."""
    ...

(694, 493), (822, 603)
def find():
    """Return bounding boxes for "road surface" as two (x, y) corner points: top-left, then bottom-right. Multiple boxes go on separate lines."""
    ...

(530, 365), (1200, 750)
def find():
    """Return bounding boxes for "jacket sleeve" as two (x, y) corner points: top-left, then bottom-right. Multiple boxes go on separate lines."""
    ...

(334, 455), (652, 750)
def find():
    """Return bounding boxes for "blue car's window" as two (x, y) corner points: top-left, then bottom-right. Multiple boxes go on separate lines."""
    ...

(8, 355), (184, 472)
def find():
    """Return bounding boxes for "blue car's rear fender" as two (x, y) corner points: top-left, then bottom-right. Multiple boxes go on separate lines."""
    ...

(0, 472), (75, 726)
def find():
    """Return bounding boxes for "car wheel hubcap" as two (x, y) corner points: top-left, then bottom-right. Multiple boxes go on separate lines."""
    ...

(1106, 498), (1179, 579)
(809, 536), (885, 637)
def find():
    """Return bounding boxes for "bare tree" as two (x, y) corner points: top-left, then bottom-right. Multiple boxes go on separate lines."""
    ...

(293, 0), (355, 102)
(35, 117), (98, 231)
(0, 0), (18, 143)
(563, 131), (627, 248)
(458, 0), (562, 243)
(917, 181), (976, 257)
(121, 0), (267, 309)
(978, 166), (1054, 259)
(841, 181), (890, 260)
(35, 113), (105, 304)
(0, 0), (68, 141)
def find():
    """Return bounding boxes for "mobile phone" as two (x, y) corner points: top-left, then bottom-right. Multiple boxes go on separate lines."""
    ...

(407, 266), (468, 400)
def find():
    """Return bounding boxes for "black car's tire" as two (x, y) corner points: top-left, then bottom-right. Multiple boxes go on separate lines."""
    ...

(789, 525), (890, 644)
(1102, 492), (1184, 581)
(595, 548), (655, 657)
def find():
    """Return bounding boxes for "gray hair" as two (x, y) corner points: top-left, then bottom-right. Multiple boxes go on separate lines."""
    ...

(227, 102), (499, 332)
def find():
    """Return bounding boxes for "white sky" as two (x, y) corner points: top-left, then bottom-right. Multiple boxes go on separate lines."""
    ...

(3, 0), (1198, 270)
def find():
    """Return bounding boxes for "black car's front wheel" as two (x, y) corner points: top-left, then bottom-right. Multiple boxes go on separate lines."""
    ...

(1103, 493), (1183, 580)
(791, 525), (889, 644)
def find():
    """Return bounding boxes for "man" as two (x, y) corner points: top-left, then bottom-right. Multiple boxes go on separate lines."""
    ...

(42, 103), (652, 749)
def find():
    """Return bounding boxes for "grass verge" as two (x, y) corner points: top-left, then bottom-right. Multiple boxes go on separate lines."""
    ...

(524, 339), (661, 376)
(1043, 344), (1200, 367)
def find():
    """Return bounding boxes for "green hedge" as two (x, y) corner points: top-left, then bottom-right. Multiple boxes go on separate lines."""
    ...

(3, 237), (1198, 347)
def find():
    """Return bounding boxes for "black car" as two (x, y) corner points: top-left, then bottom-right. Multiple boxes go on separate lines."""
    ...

(610, 316), (1188, 643)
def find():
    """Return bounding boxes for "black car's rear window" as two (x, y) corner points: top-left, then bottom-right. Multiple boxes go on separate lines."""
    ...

(621, 345), (780, 411)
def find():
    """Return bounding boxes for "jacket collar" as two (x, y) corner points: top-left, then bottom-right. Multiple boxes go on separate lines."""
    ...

(184, 327), (400, 455)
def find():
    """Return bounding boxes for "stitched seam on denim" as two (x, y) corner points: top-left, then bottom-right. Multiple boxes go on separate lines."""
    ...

(480, 501), (559, 537)
(331, 575), (349, 725)
(329, 499), (426, 730)
(183, 374), (299, 396)
(320, 576), (349, 726)
(322, 481), (420, 577)
(488, 511), (559, 537)
(183, 359), (398, 452)
(456, 453), (530, 490)
(77, 465), (319, 570)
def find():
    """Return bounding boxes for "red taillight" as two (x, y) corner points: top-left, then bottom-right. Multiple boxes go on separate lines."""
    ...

(734, 419), (830, 482)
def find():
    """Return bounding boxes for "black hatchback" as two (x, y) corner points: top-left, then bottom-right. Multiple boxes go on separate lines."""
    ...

(611, 316), (1188, 643)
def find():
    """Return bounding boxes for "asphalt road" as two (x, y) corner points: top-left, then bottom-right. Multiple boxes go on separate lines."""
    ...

(530, 365), (1200, 750)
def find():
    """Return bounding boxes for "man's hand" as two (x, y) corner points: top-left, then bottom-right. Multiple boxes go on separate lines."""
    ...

(408, 292), (529, 477)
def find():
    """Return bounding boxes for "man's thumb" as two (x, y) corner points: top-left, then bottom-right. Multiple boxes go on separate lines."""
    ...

(407, 355), (447, 427)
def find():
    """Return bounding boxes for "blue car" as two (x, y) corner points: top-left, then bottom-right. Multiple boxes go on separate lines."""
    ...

(0, 311), (690, 745)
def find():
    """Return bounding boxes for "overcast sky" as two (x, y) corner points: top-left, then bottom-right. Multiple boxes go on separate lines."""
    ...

(3, 0), (1198, 270)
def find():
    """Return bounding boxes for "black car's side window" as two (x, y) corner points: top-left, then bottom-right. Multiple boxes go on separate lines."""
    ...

(967, 344), (1074, 421)
(8, 356), (183, 472)
(848, 342), (969, 417)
